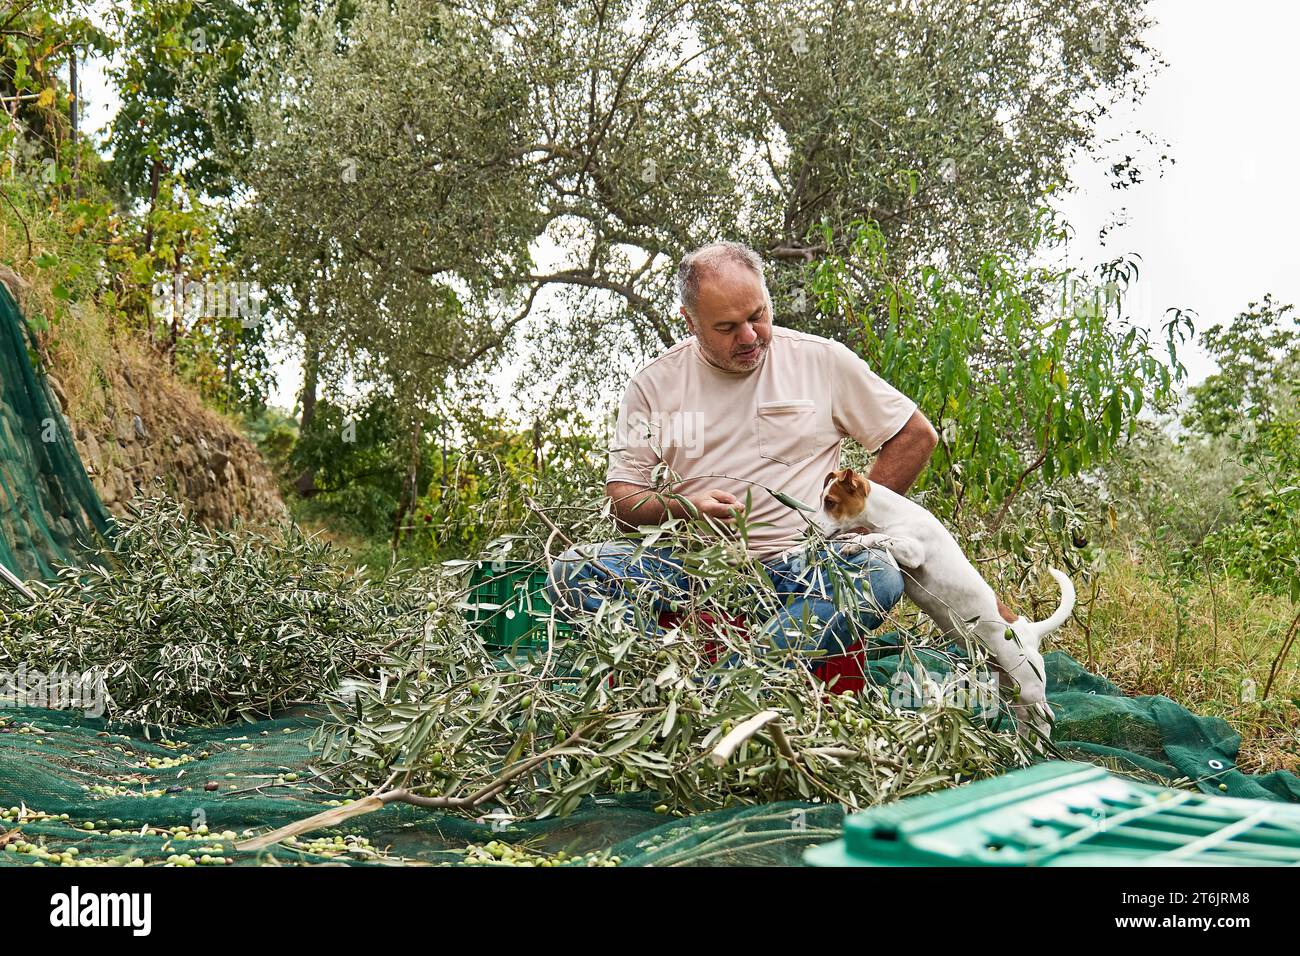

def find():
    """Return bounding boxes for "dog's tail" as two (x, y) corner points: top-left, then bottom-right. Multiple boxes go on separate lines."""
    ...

(1024, 568), (1076, 642)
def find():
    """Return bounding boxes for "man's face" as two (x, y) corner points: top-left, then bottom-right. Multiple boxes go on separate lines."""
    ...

(682, 263), (772, 372)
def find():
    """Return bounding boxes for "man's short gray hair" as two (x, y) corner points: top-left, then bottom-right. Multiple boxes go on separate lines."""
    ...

(676, 241), (768, 317)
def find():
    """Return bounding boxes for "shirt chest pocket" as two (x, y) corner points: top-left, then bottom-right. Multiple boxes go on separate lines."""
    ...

(756, 399), (818, 465)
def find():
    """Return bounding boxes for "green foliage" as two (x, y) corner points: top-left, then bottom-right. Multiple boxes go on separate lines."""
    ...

(242, 403), (299, 478)
(285, 390), (606, 563)
(1176, 298), (1300, 600)
(3, 161), (274, 412)
(203, 0), (1163, 407)
(1104, 422), (1242, 555)
(691, 0), (1162, 288)
(0, 1), (113, 167)
(290, 395), (410, 539)
(412, 406), (605, 559)
(809, 220), (1188, 552)
(1184, 295), (1299, 437)
(516, 0), (1162, 397)
(1, 2), (274, 414)
(225, 0), (540, 410)
(2, 4), (119, 330)
(1083, 297), (1299, 712)
(0, 492), (426, 731)
(123, 171), (275, 410)
(1209, 410), (1300, 601)
(104, 0), (307, 203)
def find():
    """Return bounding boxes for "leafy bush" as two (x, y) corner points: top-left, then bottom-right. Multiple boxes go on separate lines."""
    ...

(1078, 298), (1300, 728)
(1211, 410), (1300, 600)
(411, 405), (605, 559)
(808, 220), (1189, 561)
(1184, 298), (1300, 599)
(286, 391), (607, 565)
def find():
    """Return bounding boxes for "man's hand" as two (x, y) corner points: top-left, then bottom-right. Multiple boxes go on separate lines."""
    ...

(867, 409), (938, 495)
(606, 482), (742, 530)
(686, 489), (744, 521)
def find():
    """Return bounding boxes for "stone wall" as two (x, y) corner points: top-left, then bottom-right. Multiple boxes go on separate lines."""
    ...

(1, 264), (286, 530)
(47, 352), (288, 529)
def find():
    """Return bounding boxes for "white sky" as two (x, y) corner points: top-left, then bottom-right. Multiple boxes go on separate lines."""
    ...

(72, 0), (1299, 415)
(1050, 0), (1300, 385)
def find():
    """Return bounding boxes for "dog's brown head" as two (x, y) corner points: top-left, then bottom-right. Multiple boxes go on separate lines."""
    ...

(812, 468), (870, 534)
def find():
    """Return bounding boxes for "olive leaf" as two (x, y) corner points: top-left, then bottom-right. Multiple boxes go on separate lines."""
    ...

(0, 491), (425, 732)
(765, 488), (814, 512)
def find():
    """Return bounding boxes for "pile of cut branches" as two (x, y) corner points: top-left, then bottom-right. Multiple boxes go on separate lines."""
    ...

(0, 493), (428, 730)
(260, 507), (1042, 846)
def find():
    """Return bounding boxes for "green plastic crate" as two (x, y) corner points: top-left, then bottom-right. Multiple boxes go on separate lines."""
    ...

(804, 760), (1300, 867)
(462, 560), (572, 652)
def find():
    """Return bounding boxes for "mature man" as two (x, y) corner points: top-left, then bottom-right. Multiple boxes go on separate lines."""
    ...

(546, 241), (938, 658)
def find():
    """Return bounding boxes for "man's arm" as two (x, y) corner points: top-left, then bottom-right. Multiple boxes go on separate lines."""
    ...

(867, 409), (938, 494)
(606, 482), (743, 531)
(606, 482), (674, 530)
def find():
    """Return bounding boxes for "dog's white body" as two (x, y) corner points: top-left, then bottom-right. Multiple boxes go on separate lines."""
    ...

(812, 475), (1075, 743)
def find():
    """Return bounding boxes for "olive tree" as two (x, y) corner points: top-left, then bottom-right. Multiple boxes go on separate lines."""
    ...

(509, 0), (1164, 396)
(222, 0), (544, 523)
(221, 0), (1160, 404)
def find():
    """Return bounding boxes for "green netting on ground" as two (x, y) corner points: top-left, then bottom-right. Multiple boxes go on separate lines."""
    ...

(0, 705), (670, 867)
(2, 645), (1296, 868)
(0, 284), (112, 581)
(873, 636), (1300, 804)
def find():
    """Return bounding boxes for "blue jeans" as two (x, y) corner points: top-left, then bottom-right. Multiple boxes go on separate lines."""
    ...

(545, 540), (904, 659)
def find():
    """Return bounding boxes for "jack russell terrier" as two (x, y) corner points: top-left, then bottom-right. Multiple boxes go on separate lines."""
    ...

(809, 468), (1075, 744)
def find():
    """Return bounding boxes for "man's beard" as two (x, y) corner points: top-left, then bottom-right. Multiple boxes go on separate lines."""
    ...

(703, 338), (768, 371)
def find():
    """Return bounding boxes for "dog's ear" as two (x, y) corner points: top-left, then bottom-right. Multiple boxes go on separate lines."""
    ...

(823, 471), (843, 505)
(837, 469), (870, 505)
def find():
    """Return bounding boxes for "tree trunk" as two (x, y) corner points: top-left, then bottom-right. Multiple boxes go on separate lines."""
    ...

(293, 339), (320, 497)
(142, 159), (163, 255)
(390, 417), (423, 562)
(68, 50), (78, 188)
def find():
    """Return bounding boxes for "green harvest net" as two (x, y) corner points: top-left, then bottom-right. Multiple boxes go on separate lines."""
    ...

(2, 644), (1297, 868)
(0, 283), (113, 581)
(2, 283), (1298, 867)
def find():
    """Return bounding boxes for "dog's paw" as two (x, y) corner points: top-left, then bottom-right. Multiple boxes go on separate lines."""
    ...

(836, 532), (924, 568)
(835, 532), (893, 557)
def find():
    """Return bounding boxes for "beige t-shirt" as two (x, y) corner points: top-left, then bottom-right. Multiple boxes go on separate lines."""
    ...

(606, 325), (918, 558)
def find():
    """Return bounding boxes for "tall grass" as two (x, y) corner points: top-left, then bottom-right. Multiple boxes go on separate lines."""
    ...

(1046, 549), (1299, 774)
